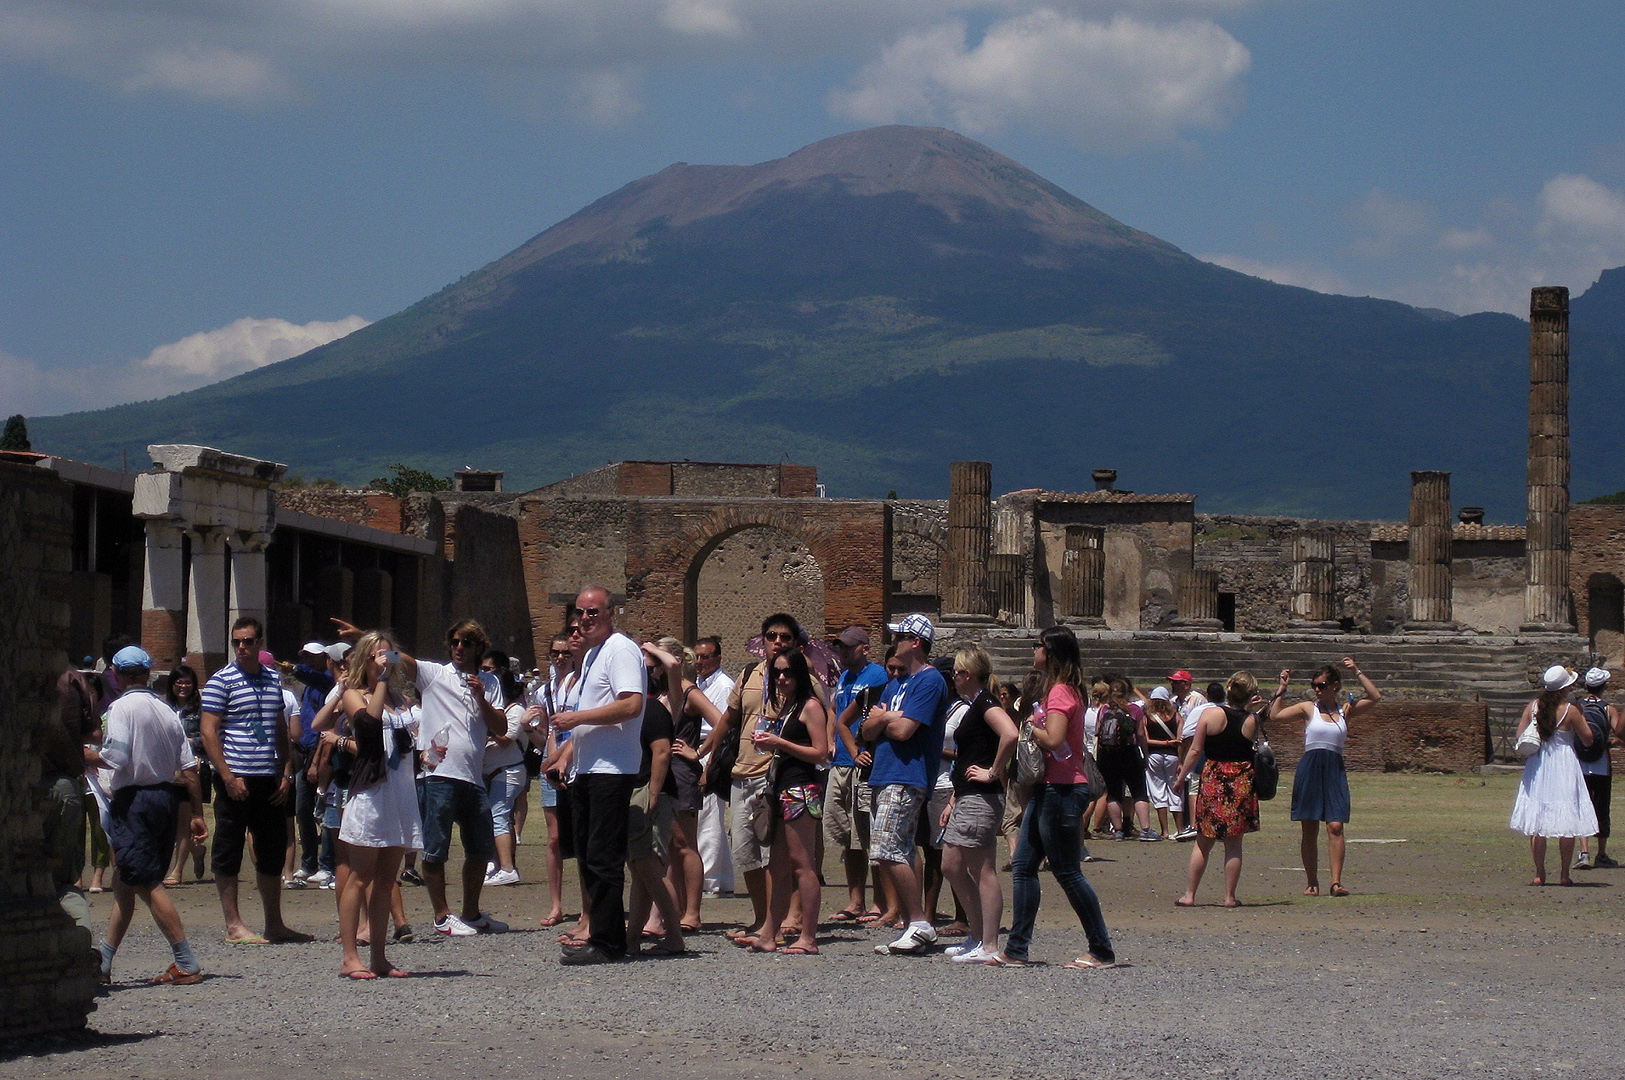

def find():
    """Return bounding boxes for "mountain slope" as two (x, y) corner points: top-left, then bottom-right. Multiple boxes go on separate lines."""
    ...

(33, 125), (1612, 519)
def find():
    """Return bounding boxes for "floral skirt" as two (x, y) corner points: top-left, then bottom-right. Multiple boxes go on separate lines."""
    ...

(1197, 760), (1259, 839)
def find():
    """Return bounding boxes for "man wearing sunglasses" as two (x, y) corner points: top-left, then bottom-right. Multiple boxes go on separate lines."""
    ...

(550, 586), (648, 964)
(200, 617), (310, 944)
(333, 616), (509, 937)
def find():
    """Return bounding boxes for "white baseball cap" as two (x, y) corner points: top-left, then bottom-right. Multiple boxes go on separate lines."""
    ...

(300, 641), (328, 657)
(325, 642), (352, 662)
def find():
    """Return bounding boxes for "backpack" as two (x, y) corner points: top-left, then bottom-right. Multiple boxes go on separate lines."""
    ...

(1576, 699), (1610, 764)
(705, 662), (757, 798)
(1098, 704), (1137, 749)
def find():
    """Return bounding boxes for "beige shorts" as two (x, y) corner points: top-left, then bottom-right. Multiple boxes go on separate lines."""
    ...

(822, 765), (871, 852)
(730, 775), (772, 873)
(626, 784), (675, 864)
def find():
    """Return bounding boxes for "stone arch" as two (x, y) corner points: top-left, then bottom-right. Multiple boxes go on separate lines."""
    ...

(673, 507), (848, 646)
(685, 523), (825, 652)
(1587, 572), (1624, 666)
(889, 508), (947, 614)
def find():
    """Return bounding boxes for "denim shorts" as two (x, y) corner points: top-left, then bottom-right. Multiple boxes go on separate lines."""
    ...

(486, 762), (528, 836)
(420, 776), (496, 864)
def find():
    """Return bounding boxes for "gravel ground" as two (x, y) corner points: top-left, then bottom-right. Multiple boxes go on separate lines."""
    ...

(8, 775), (1622, 1080)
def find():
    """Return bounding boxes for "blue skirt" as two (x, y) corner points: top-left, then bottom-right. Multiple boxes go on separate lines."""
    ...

(1290, 748), (1350, 824)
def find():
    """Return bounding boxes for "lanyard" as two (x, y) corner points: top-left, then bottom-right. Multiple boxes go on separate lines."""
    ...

(564, 642), (605, 713)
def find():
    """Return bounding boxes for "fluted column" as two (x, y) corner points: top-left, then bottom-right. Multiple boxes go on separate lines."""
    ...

(1174, 568), (1222, 629)
(1405, 470), (1455, 630)
(943, 461), (991, 616)
(228, 530), (272, 633)
(1524, 286), (1574, 631)
(186, 527), (229, 675)
(1289, 530), (1340, 632)
(1060, 526), (1105, 625)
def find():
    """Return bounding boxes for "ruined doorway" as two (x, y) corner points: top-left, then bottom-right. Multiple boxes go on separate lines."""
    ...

(1588, 573), (1624, 668)
(687, 526), (826, 657)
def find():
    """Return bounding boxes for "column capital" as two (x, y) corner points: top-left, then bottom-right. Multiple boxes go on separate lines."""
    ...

(231, 530), (275, 553)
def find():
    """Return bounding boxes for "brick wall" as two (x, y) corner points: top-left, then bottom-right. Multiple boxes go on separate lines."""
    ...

(694, 527), (826, 655)
(0, 460), (99, 1036)
(1571, 504), (1625, 662)
(277, 488), (405, 532)
(1269, 700), (1487, 774)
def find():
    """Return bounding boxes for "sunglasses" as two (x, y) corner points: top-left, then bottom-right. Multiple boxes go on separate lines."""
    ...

(763, 631), (795, 643)
(231, 636), (258, 647)
(449, 637), (479, 648)
(578, 607), (604, 618)
(549, 649), (571, 657)
(772, 667), (794, 678)
(1311, 682), (1331, 691)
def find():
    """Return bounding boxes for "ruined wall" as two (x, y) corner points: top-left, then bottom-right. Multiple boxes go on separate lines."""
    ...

(1272, 700), (1487, 774)
(889, 500), (947, 615)
(445, 503), (536, 667)
(1450, 540), (1527, 636)
(277, 489), (405, 533)
(1572, 505), (1625, 665)
(694, 527), (826, 654)
(0, 460), (99, 1036)
(530, 461), (819, 500)
(517, 496), (885, 650)
(1031, 499), (1194, 629)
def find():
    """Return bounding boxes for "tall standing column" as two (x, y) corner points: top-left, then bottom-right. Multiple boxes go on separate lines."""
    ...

(186, 528), (229, 676)
(1174, 568), (1222, 629)
(1524, 285), (1574, 631)
(1405, 470), (1455, 630)
(1290, 531), (1340, 632)
(1060, 526), (1106, 625)
(140, 520), (187, 670)
(944, 461), (992, 616)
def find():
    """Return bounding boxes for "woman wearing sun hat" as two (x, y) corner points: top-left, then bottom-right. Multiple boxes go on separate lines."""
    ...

(1509, 665), (1597, 886)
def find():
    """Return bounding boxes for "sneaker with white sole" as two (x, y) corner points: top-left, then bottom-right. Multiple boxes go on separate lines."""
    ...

(435, 913), (478, 937)
(484, 867), (520, 887)
(1174, 826), (1199, 842)
(307, 869), (335, 888)
(943, 938), (982, 958)
(468, 913), (509, 934)
(282, 876), (306, 890)
(1575, 851), (1594, 870)
(876, 922), (938, 954)
(951, 945), (994, 963)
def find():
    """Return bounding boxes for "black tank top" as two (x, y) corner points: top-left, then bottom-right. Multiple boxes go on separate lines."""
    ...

(773, 699), (819, 792)
(1204, 705), (1255, 763)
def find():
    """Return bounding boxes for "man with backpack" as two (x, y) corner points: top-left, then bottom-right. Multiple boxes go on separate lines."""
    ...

(1574, 668), (1620, 870)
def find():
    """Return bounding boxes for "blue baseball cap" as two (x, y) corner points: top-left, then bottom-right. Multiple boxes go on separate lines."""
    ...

(111, 645), (152, 670)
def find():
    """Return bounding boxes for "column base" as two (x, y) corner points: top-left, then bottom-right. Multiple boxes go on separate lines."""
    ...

(1401, 621), (1460, 634)
(1171, 618), (1224, 630)
(1287, 621), (1343, 635)
(1518, 622), (1577, 635)
(1061, 616), (1107, 629)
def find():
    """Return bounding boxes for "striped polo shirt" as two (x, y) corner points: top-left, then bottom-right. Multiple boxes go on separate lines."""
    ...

(201, 661), (286, 776)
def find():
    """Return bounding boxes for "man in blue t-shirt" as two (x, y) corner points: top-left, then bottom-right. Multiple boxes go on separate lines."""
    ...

(822, 626), (890, 921)
(861, 614), (949, 954)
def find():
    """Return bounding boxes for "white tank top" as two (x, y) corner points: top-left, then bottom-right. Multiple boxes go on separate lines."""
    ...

(1303, 704), (1348, 754)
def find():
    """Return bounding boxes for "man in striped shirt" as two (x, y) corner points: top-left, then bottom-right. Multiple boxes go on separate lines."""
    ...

(201, 617), (311, 944)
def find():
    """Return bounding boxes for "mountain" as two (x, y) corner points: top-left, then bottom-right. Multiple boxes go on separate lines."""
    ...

(29, 126), (1619, 518)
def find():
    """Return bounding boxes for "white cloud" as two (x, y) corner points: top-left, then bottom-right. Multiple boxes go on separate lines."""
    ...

(829, 11), (1250, 150)
(124, 46), (292, 105)
(1347, 189), (1435, 258)
(1200, 253), (1352, 296)
(662, 0), (745, 38)
(141, 316), (369, 378)
(571, 68), (645, 127)
(1438, 226), (1492, 252)
(0, 316), (368, 418)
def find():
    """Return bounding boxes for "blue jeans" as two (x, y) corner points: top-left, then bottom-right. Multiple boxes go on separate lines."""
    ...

(1006, 783), (1114, 962)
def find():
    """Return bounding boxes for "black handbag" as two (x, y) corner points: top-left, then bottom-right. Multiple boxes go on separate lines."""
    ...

(1252, 713), (1279, 801)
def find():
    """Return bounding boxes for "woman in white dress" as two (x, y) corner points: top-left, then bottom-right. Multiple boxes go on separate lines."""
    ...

(334, 631), (423, 978)
(1510, 665), (1597, 886)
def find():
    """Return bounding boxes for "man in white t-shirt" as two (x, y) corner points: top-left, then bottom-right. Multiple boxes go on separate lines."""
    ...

(692, 635), (735, 895)
(552, 585), (647, 964)
(335, 616), (508, 937)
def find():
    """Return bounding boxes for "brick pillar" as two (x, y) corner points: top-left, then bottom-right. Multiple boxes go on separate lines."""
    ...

(140, 520), (186, 670)
(1174, 568), (1222, 629)
(943, 461), (991, 616)
(1406, 470), (1456, 630)
(1524, 285), (1574, 631)
(1060, 526), (1105, 625)
(1289, 530), (1340, 632)
(186, 528), (229, 676)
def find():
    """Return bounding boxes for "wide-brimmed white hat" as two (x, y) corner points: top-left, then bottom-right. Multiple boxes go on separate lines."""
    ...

(1542, 664), (1578, 692)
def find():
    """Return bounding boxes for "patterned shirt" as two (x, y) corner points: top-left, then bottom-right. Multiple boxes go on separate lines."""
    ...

(201, 661), (286, 776)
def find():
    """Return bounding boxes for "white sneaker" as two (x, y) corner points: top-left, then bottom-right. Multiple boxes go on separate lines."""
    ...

(468, 913), (509, 934)
(435, 913), (478, 937)
(877, 922), (937, 954)
(943, 938), (981, 958)
(951, 945), (993, 963)
(307, 869), (335, 888)
(292, 869), (311, 884)
(485, 868), (521, 887)
(281, 876), (306, 890)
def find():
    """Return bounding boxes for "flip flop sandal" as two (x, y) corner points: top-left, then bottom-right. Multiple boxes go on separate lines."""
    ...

(538, 915), (565, 927)
(226, 934), (270, 945)
(1063, 956), (1116, 970)
(780, 945), (819, 955)
(827, 910), (863, 923)
(642, 943), (690, 957)
(856, 913), (883, 924)
(982, 953), (1027, 967)
(1329, 883), (1350, 897)
(342, 969), (378, 980)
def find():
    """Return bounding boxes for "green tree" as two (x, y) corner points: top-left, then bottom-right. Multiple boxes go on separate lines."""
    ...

(367, 463), (451, 497)
(0, 414), (30, 451)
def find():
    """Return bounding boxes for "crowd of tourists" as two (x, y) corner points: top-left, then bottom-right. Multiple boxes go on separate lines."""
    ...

(39, 597), (1621, 983)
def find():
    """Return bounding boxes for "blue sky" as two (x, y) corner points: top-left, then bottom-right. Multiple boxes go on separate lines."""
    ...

(4, 1), (1624, 415)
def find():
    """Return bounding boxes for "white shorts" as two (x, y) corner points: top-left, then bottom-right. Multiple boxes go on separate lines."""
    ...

(1146, 753), (1182, 811)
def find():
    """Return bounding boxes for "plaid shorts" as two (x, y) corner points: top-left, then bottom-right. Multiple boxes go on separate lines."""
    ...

(869, 784), (926, 865)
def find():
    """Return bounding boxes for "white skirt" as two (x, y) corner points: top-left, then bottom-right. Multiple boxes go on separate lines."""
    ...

(1509, 730), (1599, 838)
(340, 755), (424, 850)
